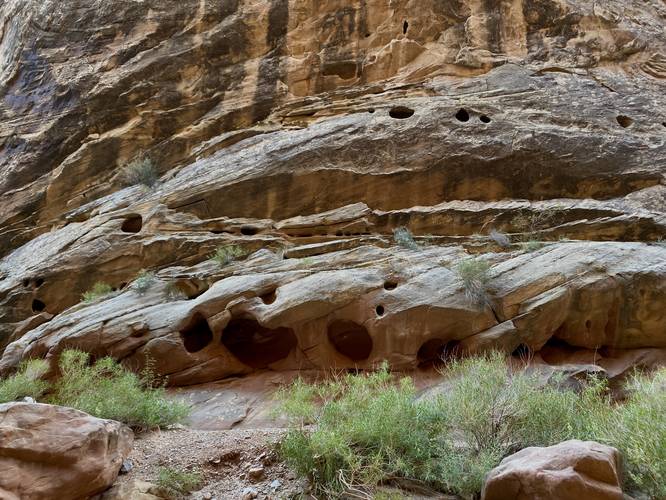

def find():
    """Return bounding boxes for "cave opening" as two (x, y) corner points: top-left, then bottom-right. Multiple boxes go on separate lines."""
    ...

(389, 106), (415, 119)
(616, 115), (633, 128)
(260, 289), (278, 305)
(121, 215), (143, 233)
(511, 343), (532, 360)
(240, 225), (259, 236)
(31, 299), (46, 313)
(375, 305), (385, 316)
(327, 320), (373, 361)
(384, 280), (398, 291)
(417, 338), (460, 368)
(180, 313), (213, 353)
(403, 20), (409, 34)
(479, 115), (491, 123)
(221, 318), (297, 368)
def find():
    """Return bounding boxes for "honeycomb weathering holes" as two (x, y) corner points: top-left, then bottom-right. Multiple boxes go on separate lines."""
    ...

(180, 313), (213, 353)
(221, 318), (297, 368)
(455, 108), (470, 122)
(389, 106), (415, 119)
(616, 115), (633, 128)
(121, 215), (143, 233)
(327, 320), (373, 361)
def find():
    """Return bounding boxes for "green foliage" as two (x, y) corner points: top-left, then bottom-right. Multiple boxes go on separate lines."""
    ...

(211, 245), (246, 266)
(156, 467), (202, 499)
(134, 270), (156, 296)
(50, 350), (189, 430)
(163, 281), (187, 301)
(0, 359), (49, 403)
(393, 227), (419, 250)
(276, 353), (627, 498)
(455, 257), (491, 305)
(121, 157), (158, 188)
(521, 239), (545, 252)
(82, 282), (114, 303)
(605, 369), (666, 498)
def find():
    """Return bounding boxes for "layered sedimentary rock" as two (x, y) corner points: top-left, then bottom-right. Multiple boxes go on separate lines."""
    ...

(1, 0), (665, 382)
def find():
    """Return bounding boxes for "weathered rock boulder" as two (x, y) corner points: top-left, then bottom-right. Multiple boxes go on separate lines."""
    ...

(482, 440), (623, 500)
(0, 402), (133, 500)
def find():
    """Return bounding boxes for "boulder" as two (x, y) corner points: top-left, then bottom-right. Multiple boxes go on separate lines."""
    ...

(482, 440), (623, 500)
(0, 402), (134, 500)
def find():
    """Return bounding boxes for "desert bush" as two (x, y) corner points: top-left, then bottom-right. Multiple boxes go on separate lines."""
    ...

(156, 467), (202, 499)
(50, 350), (189, 430)
(455, 258), (491, 305)
(133, 270), (156, 296)
(0, 359), (49, 403)
(82, 282), (114, 303)
(605, 369), (666, 498)
(163, 281), (187, 301)
(121, 157), (158, 188)
(211, 245), (246, 266)
(393, 227), (419, 250)
(521, 239), (544, 252)
(277, 353), (618, 498)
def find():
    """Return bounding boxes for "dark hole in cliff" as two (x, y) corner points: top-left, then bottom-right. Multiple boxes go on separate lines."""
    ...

(389, 106), (415, 119)
(539, 336), (579, 364)
(180, 313), (213, 353)
(368, 108), (375, 113)
(511, 343), (532, 359)
(616, 115), (633, 128)
(417, 339), (460, 367)
(480, 115), (491, 123)
(585, 319), (592, 330)
(260, 289), (278, 305)
(321, 61), (357, 80)
(328, 320), (373, 361)
(375, 305), (385, 316)
(121, 215), (143, 233)
(222, 318), (297, 368)
(22, 279), (30, 287)
(35, 278), (44, 287)
(31, 299), (46, 313)
(455, 108), (470, 122)
(403, 20), (409, 34)
(240, 225), (259, 236)
(384, 280), (398, 291)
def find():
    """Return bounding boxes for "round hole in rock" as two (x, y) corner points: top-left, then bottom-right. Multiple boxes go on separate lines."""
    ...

(384, 280), (398, 291)
(585, 319), (592, 329)
(22, 279), (30, 287)
(455, 108), (470, 122)
(327, 320), (373, 361)
(512, 343), (532, 359)
(616, 115), (633, 128)
(240, 225), (259, 236)
(121, 215), (143, 233)
(389, 106), (415, 119)
(35, 278), (44, 287)
(31, 299), (46, 313)
(403, 20), (409, 34)
(479, 115), (491, 123)
(368, 108), (375, 113)
(375, 305), (385, 316)
(222, 318), (297, 368)
(180, 313), (213, 353)
(417, 339), (460, 367)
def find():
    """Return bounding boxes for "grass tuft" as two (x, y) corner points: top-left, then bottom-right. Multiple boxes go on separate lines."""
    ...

(211, 245), (246, 266)
(121, 157), (158, 188)
(0, 359), (49, 403)
(134, 270), (157, 296)
(455, 258), (491, 305)
(393, 227), (419, 250)
(156, 467), (202, 499)
(82, 282), (114, 303)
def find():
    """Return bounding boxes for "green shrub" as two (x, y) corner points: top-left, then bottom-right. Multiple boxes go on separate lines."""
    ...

(455, 257), (491, 305)
(393, 227), (419, 250)
(163, 281), (187, 301)
(0, 359), (49, 403)
(133, 270), (156, 296)
(211, 245), (246, 266)
(122, 157), (158, 188)
(156, 467), (202, 499)
(50, 350), (189, 430)
(606, 369), (666, 498)
(522, 239), (544, 252)
(82, 282), (114, 303)
(277, 353), (616, 498)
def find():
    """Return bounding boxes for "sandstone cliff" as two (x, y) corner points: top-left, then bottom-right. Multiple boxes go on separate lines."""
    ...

(1, 0), (665, 385)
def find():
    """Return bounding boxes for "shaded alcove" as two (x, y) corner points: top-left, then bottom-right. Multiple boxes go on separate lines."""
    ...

(327, 320), (373, 361)
(389, 106), (415, 119)
(417, 338), (460, 367)
(31, 299), (46, 313)
(121, 215), (143, 233)
(221, 318), (297, 368)
(180, 313), (213, 353)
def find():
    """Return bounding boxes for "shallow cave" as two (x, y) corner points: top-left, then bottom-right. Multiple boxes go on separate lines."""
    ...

(240, 225), (259, 236)
(511, 343), (532, 359)
(180, 313), (213, 353)
(31, 299), (46, 313)
(389, 106), (415, 119)
(121, 215), (143, 233)
(327, 320), (373, 361)
(383, 280), (398, 291)
(260, 289), (278, 305)
(221, 318), (297, 368)
(616, 115), (633, 128)
(417, 339), (460, 368)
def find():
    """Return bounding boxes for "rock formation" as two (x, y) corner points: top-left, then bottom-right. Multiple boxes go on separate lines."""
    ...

(0, 402), (133, 500)
(482, 440), (624, 500)
(1, 0), (665, 384)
